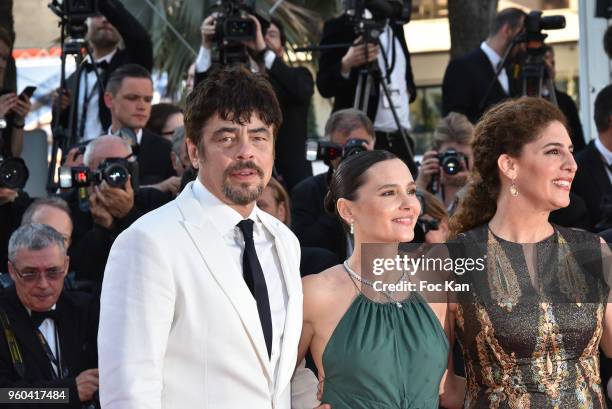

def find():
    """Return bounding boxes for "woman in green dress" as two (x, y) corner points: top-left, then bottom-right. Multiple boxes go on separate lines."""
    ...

(297, 150), (465, 408)
(449, 97), (612, 408)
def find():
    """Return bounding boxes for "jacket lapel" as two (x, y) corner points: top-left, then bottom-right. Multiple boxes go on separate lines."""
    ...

(586, 142), (612, 194)
(175, 186), (273, 383)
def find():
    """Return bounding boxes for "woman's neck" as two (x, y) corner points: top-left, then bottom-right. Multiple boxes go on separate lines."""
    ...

(489, 194), (553, 243)
(347, 240), (401, 280)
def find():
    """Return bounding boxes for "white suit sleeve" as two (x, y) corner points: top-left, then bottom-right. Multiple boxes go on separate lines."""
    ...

(98, 226), (176, 409)
(291, 359), (320, 409)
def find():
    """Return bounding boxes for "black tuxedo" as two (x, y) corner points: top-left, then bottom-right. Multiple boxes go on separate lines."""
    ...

(0, 287), (98, 408)
(555, 88), (586, 153)
(56, 0), (153, 139)
(138, 129), (176, 186)
(316, 14), (416, 121)
(572, 140), (612, 231)
(291, 171), (348, 261)
(442, 47), (512, 124)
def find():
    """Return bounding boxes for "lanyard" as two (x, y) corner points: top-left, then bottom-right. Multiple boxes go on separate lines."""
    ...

(79, 69), (102, 140)
(35, 324), (68, 380)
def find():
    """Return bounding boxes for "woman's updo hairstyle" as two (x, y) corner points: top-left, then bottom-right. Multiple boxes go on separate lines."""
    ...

(324, 150), (398, 230)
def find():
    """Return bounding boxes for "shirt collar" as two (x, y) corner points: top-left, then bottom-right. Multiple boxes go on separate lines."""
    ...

(595, 137), (612, 166)
(480, 41), (502, 70)
(27, 304), (57, 316)
(108, 126), (143, 145)
(89, 48), (117, 64)
(191, 177), (262, 236)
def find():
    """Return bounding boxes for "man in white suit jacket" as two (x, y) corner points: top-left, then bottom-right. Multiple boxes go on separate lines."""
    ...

(98, 66), (326, 409)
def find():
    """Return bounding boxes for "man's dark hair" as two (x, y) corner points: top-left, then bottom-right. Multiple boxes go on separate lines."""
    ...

(106, 64), (152, 96)
(594, 84), (612, 132)
(490, 8), (527, 37)
(184, 65), (282, 148)
(604, 25), (612, 60)
(0, 26), (11, 48)
(270, 18), (287, 48)
(146, 103), (183, 136)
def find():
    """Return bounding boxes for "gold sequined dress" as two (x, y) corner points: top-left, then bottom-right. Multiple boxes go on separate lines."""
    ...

(452, 224), (610, 409)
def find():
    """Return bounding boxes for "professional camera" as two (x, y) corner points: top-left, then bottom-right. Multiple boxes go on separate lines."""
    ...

(437, 149), (468, 176)
(48, 0), (99, 53)
(306, 138), (369, 163)
(58, 157), (137, 189)
(343, 0), (411, 44)
(0, 156), (29, 189)
(212, 0), (259, 65)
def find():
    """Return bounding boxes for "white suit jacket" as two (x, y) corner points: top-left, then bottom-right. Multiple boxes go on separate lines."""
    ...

(98, 182), (303, 409)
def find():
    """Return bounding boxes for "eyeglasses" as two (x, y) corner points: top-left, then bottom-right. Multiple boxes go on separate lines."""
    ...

(10, 263), (66, 283)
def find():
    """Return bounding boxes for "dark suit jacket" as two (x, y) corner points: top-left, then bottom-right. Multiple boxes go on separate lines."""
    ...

(0, 192), (32, 274)
(442, 47), (511, 124)
(57, 0), (153, 140)
(0, 287), (98, 408)
(555, 88), (586, 153)
(291, 171), (348, 262)
(316, 14), (416, 121)
(572, 140), (612, 231)
(138, 129), (176, 186)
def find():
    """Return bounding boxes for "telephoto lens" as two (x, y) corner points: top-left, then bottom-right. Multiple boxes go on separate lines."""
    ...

(0, 156), (29, 189)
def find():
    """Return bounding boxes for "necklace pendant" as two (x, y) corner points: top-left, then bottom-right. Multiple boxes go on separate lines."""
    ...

(396, 302), (402, 309)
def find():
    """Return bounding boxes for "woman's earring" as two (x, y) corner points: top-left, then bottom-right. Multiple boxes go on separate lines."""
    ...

(350, 221), (354, 235)
(510, 179), (519, 197)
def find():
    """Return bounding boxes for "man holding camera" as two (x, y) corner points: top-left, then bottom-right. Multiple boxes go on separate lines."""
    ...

(53, 0), (153, 143)
(196, 12), (315, 192)
(64, 135), (169, 284)
(0, 224), (99, 409)
(316, 4), (417, 175)
(292, 108), (375, 261)
(442, 8), (526, 124)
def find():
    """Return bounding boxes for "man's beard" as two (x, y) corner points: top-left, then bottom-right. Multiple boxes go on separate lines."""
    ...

(222, 161), (265, 205)
(90, 31), (119, 50)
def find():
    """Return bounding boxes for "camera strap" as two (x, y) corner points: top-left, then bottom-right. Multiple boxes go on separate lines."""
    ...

(79, 69), (103, 140)
(378, 24), (396, 84)
(0, 307), (26, 379)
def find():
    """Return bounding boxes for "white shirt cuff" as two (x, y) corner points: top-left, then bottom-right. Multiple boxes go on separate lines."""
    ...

(195, 46), (212, 73)
(340, 69), (350, 79)
(263, 50), (276, 70)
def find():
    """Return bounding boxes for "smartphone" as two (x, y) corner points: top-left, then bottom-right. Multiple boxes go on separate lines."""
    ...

(19, 86), (36, 99)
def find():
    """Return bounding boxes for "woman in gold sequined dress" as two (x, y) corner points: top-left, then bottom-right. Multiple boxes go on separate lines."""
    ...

(448, 97), (612, 408)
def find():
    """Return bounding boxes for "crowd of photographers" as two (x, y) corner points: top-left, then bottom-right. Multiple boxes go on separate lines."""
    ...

(0, 0), (612, 406)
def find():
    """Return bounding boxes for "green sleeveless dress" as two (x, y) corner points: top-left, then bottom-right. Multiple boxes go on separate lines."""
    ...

(321, 291), (449, 408)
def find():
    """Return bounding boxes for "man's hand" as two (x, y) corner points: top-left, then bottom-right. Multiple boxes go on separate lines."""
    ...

(63, 147), (85, 168)
(242, 15), (266, 52)
(200, 13), (218, 49)
(340, 36), (380, 75)
(0, 93), (18, 118)
(76, 368), (99, 402)
(0, 187), (18, 205)
(51, 88), (71, 112)
(415, 150), (440, 190)
(146, 175), (181, 196)
(89, 192), (114, 229)
(95, 176), (135, 219)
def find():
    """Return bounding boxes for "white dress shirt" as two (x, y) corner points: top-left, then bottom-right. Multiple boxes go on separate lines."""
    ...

(595, 137), (612, 185)
(28, 305), (60, 376)
(480, 41), (510, 95)
(373, 23), (411, 132)
(192, 177), (288, 385)
(77, 49), (117, 142)
(195, 46), (276, 74)
(108, 126), (143, 145)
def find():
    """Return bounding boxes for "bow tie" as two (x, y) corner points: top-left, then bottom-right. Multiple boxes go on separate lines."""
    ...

(83, 60), (109, 73)
(31, 310), (57, 328)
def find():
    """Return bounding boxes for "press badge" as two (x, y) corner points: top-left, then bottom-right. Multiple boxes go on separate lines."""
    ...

(382, 87), (401, 109)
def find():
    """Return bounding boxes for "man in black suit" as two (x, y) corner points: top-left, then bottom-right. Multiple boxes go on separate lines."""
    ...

(442, 8), (526, 124)
(104, 65), (178, 191)
(292, 109), (375, 262)
(572, 85), (612, 231)
(0, 224), (99, 408)
(54, 0), (153, 143)
(316, 12), (417, 174)
(196, 14), (314, 192)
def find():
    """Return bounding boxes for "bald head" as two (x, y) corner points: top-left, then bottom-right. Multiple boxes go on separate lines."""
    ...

(83, 135), (132, 170)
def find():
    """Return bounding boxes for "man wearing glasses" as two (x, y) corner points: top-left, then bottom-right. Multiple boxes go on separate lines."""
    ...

(0, 223), (99, 408)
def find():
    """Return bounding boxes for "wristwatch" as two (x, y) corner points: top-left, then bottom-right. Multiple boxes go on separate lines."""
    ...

(0, 117), (6, 129)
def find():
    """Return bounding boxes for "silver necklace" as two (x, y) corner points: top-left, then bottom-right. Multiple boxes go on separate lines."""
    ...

(343, 260), (406, 309)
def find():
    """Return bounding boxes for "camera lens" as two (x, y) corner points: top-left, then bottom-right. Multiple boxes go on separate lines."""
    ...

(0, 158), (29, 189)
(104, 163), (129, 188)
(441, 156), (461, 175)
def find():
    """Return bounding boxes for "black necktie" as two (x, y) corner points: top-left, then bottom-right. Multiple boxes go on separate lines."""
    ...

(31, 310), (56, 328)
(237, 219), (273, 358)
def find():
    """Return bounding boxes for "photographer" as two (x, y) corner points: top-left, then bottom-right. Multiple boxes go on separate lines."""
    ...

(196, 12), (314, 191)
(416, 112), (473, 213)
(0, 26), (32, 158)
(64, 135), (169, 283)
(53, 0), (153, 142)
(291, 108), (375, 261)
(0, 224), (99, 409)
(316, 4), (417, 175)
(442, 8), (526, 124)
